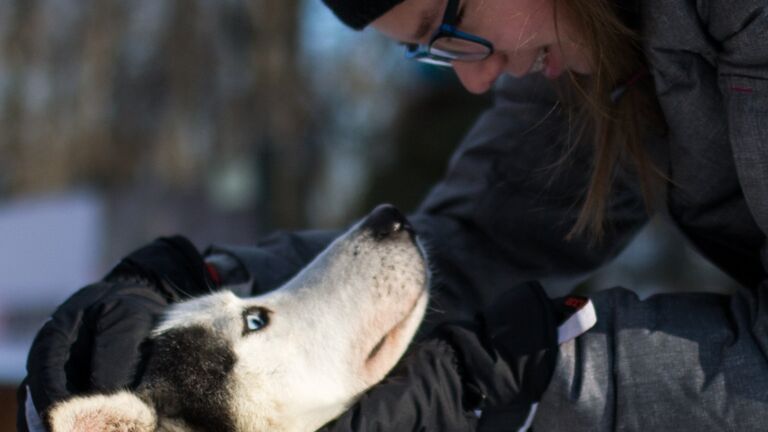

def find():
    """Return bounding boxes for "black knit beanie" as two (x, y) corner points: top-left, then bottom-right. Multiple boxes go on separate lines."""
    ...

(322, 0), (406, 30)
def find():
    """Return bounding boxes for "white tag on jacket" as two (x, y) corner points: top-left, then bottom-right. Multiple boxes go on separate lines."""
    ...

(557, 297), (597, 344)
(516, 297), (597, 431)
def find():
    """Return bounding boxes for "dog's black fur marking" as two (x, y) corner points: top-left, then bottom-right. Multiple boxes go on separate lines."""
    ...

(139, 325), (237, 432)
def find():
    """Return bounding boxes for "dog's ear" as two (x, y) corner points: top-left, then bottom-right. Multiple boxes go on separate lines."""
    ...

(47, 391), (156, 432)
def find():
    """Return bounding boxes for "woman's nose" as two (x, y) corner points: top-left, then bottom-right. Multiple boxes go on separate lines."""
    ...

(452, 53), (506, 94)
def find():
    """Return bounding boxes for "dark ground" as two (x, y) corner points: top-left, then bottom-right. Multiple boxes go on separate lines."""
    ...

(1, 385), (17, 430)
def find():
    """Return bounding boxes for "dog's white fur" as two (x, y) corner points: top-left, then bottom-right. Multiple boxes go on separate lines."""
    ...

(49, 213), (429, 432)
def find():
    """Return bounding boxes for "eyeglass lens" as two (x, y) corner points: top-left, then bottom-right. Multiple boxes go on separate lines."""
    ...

(430, 36), (491, 61)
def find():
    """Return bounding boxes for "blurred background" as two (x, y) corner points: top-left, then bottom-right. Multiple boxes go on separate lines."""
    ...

(0, 0), (738, 427)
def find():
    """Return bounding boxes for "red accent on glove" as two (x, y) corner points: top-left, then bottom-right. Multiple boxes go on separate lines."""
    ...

(206, 263), (222, 287)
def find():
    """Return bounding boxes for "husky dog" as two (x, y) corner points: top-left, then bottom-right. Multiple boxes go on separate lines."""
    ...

(49, 205), (429, 432)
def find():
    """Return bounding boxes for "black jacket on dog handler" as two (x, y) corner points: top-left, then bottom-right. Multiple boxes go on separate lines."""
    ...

(207, 0), (768, 429)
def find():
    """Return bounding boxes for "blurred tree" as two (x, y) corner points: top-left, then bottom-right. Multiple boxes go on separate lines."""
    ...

(246, 0), (316, 230)
(0, 0), (319, 236)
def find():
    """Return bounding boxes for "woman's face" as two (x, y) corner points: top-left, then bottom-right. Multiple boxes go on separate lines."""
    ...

(371, 0), (592, 94)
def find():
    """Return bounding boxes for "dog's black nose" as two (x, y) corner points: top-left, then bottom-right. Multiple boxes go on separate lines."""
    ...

(362, 204), (413, 240)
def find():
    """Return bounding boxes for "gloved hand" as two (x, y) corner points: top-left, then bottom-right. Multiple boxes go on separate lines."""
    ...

(17, 236), (217, 432)
(320, 281), (560, 432)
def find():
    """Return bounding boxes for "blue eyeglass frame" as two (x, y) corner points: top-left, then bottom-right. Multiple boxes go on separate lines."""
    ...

(404, 0), (494, 67)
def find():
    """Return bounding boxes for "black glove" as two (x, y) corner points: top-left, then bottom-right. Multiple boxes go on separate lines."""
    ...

(320, 281), (559, 432)
(17, 236), (217, 431)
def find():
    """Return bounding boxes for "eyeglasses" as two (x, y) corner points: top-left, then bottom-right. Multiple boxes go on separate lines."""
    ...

(404, 0), (494, 67)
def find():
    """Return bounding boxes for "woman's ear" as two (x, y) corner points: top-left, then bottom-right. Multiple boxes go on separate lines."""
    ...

(47, 391), (156, 432)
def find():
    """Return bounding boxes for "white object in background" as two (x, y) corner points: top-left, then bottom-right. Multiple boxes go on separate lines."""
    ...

(0, 191), (104, 382)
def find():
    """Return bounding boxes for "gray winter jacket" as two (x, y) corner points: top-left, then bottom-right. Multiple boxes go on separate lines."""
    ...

(212, 0), (768, 429)
(533, 0), (768, 430)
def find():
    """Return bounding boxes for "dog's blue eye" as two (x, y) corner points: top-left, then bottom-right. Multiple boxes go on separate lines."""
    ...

(243, 307), (270, 334)
(247, 314), (265, 330)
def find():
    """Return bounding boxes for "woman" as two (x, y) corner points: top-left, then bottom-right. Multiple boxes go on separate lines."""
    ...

(317, 0), (768, 430)
(19, 0), (768, 430)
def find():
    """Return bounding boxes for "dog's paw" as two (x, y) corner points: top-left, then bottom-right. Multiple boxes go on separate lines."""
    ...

(48, 391), (156, 432)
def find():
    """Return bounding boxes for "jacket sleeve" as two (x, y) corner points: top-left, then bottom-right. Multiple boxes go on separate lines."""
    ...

(209, 73), (649, 324)
(408, 73), (648, 324)
(206, 229), (341, 295)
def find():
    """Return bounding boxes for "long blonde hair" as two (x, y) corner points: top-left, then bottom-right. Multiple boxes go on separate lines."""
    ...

(553, 0), (666, 240)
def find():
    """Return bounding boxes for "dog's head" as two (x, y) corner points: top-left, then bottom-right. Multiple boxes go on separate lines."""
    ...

(49, 205), (429, 432)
